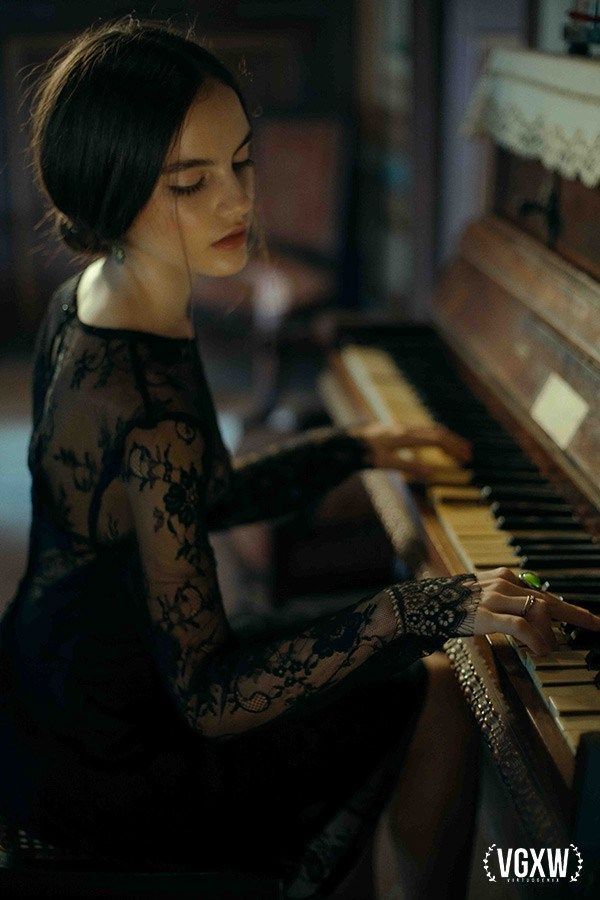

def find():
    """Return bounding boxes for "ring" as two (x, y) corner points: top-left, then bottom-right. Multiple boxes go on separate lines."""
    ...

(519, 570), (551, 592)
(519, 571), (542, 590)
(521, 595), (536, 618)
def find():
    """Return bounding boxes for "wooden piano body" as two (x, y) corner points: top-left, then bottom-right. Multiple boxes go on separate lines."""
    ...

(319, 214), (600, 896)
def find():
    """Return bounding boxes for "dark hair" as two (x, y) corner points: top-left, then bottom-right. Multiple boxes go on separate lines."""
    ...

(27, 15), (265, 260)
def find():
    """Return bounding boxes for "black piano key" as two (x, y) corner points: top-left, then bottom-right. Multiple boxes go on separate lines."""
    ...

(473, 457), (538, 471)
(475, 472), (549, 485)
(520, 556), (600, 569)
(491, 502), (573, 516)
(562, 626), (600, 650)
(586, 649), (600, 670)
(513, 542), (599, 553)
(472, 439), (523, 450)
(509, 535), (595, 547)
(480, 492), (565, 508)
(481, 486), (566, 502)
(540, 577), (600, 593)
(496, 516), (579, 530)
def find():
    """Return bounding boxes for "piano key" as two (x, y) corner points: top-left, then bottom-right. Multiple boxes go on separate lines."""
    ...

(586, 649), (600, 670)
(541, 577), (600, 593)
(491, 502), (573, 516)
(513, 542), (599, 553)
(558, 593), (600, 608)
(521, 556), (600, 568)
(561, 627), (600, 649)
(509, 535), (596, 546)
(481, 486), (566, 502)
(475, 472), (549, 485)
(466, 550), (521, 566)
(546, 684), (600, 716)
(491, 503), (573, 518)
(535, 668), (597, 685)
(519, 645), (589, 668)
(555, 715), (600, 752)
(473, 459), (540, 472)
(340, 341), (600, 761)
(496, 515), (580, 530)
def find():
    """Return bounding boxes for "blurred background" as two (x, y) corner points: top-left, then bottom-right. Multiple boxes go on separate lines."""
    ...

(0, 0), (591, 627)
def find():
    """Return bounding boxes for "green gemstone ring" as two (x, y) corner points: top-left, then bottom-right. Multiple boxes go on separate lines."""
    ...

(519, 571), (551, 592)
(519, 570), (543, 590)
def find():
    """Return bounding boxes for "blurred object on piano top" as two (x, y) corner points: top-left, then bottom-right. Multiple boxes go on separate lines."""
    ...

(564, 2), (600, 55)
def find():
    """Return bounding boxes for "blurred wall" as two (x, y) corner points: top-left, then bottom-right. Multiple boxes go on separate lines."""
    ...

(437, 0), (528, 268)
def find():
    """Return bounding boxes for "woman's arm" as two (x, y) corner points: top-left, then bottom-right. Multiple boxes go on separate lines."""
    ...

(206, 424), (372, 530)
(206, 419), (474, 531)
(122, 415), (481, 741)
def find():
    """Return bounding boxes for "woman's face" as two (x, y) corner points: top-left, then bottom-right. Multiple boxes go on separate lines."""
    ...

(127, 78), (255, 277)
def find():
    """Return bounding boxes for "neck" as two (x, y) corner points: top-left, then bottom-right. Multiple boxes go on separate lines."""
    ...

(100, 251), (195, 338)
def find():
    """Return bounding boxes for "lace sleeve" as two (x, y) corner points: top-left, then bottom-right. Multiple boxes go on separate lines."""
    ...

(206, 425), (372, 531)
(122, 415), (481, 741)
(384, 575), (482, 654)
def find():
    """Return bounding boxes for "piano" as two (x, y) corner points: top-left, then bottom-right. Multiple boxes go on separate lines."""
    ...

(318, 211), (600, 894)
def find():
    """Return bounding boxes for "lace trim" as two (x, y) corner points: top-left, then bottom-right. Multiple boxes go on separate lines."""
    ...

(464, 48), (600, 188)
(386, 574), (481, 641)
(473, 98), (600, 188)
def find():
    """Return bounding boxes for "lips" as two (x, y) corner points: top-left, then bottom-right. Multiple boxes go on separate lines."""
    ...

(212, 226), (246, 245)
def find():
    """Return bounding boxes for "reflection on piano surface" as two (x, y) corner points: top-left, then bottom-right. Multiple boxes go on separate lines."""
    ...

(319, 214), (600, 892)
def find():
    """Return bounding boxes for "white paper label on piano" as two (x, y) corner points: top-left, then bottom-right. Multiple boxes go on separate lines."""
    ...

(530, 373), (589, 450)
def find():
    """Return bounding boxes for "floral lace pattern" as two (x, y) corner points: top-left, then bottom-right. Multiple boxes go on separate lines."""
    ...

(386, 574), (482, 642)
(0, 270), (484, 899)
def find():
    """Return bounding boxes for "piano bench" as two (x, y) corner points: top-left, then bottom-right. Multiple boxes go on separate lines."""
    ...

(0, 818), (285, 898)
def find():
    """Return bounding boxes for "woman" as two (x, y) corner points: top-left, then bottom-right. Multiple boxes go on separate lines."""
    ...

(1, 17), (598, 900)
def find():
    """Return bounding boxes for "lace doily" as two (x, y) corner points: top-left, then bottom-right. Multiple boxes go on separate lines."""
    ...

(463, 48), (600, 187)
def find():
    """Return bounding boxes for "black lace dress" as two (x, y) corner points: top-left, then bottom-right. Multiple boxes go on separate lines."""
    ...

(0, 270), (480, 899)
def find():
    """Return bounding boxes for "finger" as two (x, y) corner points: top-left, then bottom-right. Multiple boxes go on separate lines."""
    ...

(400, 463), (440, 483)
(495, 580), (600, 630)
(496, 579), (550, 600)
(382, 452), (435, 480)
(398, 427), (472, 463)
(491, 612), (551, 656)
(545, 596), (600, 631)
(488, 594), (558, 649)
(478, 567), (523, 590)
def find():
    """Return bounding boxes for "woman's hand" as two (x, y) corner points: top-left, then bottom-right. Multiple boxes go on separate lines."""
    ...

(350, 420), (472, 479)
(473, 567), (600, 656)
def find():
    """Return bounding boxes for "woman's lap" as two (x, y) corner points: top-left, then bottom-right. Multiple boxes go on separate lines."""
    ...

(141, 656), (430, 885)
(9, 603), (431, 885)
(26, 656), (428, 882)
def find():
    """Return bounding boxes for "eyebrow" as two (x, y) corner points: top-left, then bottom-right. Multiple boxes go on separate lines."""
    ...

(161, 127), (253, 174)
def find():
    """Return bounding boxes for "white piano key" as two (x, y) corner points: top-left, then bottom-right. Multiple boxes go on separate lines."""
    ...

(555, 714), (600, 753)
(546, 684), (600, 716)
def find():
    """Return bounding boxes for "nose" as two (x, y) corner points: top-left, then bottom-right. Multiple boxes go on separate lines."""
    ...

(218, 168), (253, 219)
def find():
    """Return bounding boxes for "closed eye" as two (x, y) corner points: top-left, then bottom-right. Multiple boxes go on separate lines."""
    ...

(170, 159), (254, 196)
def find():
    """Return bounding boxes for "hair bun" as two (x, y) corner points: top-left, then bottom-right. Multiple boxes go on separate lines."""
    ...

(58, 217), (110, 253)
